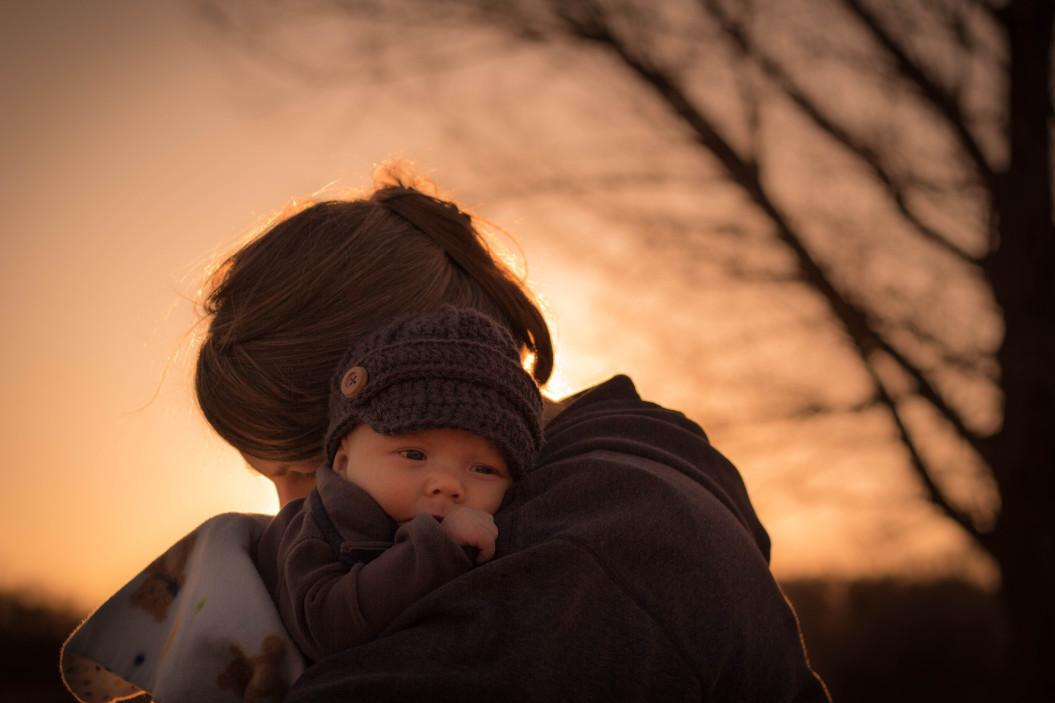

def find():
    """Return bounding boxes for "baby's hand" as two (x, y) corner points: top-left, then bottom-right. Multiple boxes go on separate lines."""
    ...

(441, 506), (499, 564)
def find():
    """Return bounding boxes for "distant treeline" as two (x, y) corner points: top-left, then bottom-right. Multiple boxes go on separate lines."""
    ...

(2, 590), (85, 703)
(4, 578), (1007, 702)
(783, 578), (1009, 702)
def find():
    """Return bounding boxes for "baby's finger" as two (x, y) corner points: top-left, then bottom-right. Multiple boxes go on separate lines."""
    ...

(475, 539), (496, 564)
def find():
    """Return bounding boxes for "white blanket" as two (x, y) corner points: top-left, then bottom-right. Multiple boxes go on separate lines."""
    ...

(61, 513), (305, 702)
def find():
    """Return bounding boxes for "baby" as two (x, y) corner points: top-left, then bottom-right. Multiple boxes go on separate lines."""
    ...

(253, 306), (543, 662)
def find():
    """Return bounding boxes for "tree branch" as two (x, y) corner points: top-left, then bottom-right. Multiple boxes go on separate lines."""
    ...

(697, 0), (993, 459)
(841, 0), (997, 186)
(862, 353), (996, 554)
(554, 2), (994, 532)
(967, 0), (1006, 26)
(702, 0), (983, 265)
(872, 329), (992, 453)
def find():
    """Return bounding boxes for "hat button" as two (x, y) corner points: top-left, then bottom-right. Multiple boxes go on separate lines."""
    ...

(341, 366), (368, 398)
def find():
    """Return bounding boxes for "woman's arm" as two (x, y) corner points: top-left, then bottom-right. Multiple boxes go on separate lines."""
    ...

(283, 376), (829, 701)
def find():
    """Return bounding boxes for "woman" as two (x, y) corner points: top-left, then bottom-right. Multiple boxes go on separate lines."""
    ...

(66, 164), (829, 701)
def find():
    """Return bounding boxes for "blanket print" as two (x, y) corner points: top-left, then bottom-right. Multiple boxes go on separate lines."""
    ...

(61, 513), (305, 702)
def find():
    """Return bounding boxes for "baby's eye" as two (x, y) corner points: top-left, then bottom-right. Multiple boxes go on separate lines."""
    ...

(469, 465), (498, 475)
(399, 449), (426, 461)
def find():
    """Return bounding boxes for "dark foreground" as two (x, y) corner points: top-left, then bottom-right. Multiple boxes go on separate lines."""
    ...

(4, 577), (1007, 702)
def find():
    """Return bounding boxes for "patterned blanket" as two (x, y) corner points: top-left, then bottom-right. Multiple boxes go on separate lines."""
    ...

(61, 513), (306, 702)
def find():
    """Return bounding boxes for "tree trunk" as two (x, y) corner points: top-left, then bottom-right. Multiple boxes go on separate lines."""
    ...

(989, 1), (1055, 699)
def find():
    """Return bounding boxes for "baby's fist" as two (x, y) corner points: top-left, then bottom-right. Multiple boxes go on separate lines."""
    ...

(442, 507), (499, 563)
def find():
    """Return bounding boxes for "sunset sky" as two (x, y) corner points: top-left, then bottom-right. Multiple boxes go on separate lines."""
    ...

(1, 0), (992, 612)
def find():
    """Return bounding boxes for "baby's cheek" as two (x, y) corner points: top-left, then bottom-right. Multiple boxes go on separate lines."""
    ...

(483, 487), (509, 515)
(389, 483), (424, 515)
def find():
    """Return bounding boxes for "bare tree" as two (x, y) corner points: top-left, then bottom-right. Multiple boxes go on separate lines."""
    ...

(194, 0), (1053, 696)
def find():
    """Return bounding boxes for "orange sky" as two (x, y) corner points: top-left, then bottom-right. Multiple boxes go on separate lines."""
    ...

(0, 0), (993, 612)
(1, 0), (420, 609)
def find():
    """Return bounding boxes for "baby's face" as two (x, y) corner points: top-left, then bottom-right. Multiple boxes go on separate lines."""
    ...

(333, 424), (512, 524)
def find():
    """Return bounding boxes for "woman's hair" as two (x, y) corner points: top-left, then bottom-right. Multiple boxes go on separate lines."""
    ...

(195, 164), (553, 462)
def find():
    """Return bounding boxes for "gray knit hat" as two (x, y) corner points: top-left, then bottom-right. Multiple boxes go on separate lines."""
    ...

(324, 306), (543, 478)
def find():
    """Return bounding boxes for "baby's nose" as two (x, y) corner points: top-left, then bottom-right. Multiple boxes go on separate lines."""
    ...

(427, 473), (463, 499)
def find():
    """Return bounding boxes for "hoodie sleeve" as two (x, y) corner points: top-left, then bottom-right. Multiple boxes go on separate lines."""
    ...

(285, 376), (830, 701)
(260, 508), (473, 663)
